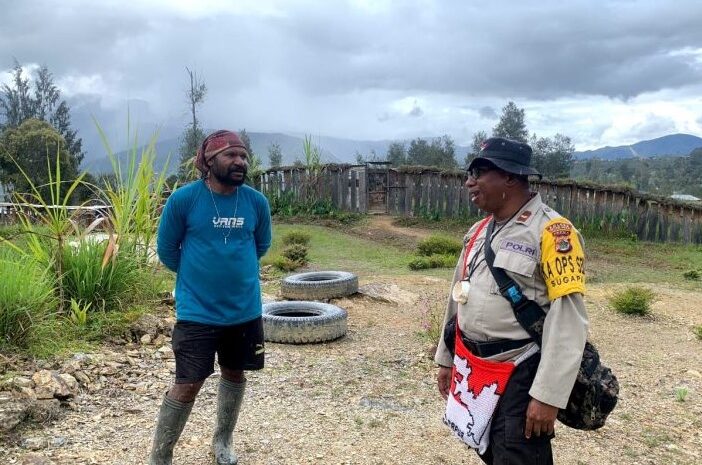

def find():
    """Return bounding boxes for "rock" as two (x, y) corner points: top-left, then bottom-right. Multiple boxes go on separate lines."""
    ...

(31, 370), (74, 400)
(61, 359), (82, 374)
(21, 453), (55, 465)
(153, 334), (167, 347)
(21, 436), (48, 451)
(58, 374), (79, 394)
(28, 399), (61, 423)
(0, 391), (31, 431)
(357, 283), (417, 305)
(73, 370), (91, 385)
(157, 345), (174, 359)
(49, 436), (67, 447)
(15, 376), (35, 389)
(18, 387), (37, 400)
(140, 334), (153, 345)
(131, 313), (172, 341)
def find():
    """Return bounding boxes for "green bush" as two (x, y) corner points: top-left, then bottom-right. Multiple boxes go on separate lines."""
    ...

(282, 243), (309, 263)
(62, 240), (151, 311)
(273, 256), (300, 272)
(281, 231), (311, 247)
(417, 235), (462, 257)
(693, 325), (702, 340)
(270, 243), (310, 272)
(609, 286), (656, 316)
(683, 270), (700, 281)
(409, 254), (456, 270)
(0, 250), (55, 348)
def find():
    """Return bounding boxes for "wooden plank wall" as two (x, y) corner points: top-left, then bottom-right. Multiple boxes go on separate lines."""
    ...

(258, 167), (702, 244)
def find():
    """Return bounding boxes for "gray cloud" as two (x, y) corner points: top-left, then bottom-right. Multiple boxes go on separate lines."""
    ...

(627, 114), (678, 141)
(1, 0), (701, 154)
(478, 106), (497, 119)
(408, 103), (423, 117)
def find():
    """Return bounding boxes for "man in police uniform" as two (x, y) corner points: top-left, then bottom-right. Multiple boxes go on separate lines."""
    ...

(435, 137), (589, 464)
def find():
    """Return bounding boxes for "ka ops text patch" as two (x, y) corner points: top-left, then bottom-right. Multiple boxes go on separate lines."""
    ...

(540, 218), (586, 300)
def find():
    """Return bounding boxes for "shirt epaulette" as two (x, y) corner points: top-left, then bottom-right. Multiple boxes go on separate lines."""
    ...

(541, 205), (564, 222)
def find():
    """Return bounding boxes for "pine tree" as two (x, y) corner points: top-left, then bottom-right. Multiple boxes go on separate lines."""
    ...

(0, 61), (84, 169)
(268, 142), (283, 168)
(492, 101), (528, 143)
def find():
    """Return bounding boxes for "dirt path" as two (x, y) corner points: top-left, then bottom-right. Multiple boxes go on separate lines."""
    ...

(3, 218), (701, 464)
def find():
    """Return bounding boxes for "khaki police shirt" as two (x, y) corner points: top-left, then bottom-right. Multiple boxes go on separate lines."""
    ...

(434, 193), (589, 409)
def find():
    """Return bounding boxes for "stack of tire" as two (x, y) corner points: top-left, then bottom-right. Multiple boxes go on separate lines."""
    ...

(263, 271), (358, 344)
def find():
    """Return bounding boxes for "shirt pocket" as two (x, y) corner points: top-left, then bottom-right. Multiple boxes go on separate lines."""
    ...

(490, 249), (537, 298)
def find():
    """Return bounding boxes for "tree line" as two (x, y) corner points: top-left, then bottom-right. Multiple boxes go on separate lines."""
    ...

(572, 148), (702, 198)
(9, 61), (687, 203)
(356, 101), (576, 180)
(0, 60), (87, 200)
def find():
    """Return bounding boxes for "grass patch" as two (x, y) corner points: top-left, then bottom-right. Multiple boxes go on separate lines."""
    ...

(608, 286), (656, 316)
(408, 254), (456, 270)
(416, 235), (462, 257)
(393, 215), (482, 236)
(674, 387), (689, 402)
(587, 238), (702, 286)
(263, 223), (425, 275)
(281, 230), (311, 247)
(0, 248), (55, 348)
(693, 325), (702, 340)
(683, 269), (701, 281)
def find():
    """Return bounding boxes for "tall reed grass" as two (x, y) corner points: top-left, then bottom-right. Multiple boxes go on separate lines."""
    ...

(0, 246), (55, 348)
(0, 120), (171, 354)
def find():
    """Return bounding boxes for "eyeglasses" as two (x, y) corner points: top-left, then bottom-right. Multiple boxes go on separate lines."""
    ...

(467, 166), (494, 180)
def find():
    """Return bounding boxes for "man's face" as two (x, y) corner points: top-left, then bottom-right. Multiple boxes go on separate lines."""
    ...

(209, 147), (249, 186)
(465, 162), (508, 212)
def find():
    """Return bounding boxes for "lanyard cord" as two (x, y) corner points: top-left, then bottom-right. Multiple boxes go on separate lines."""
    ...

(460, 217), (491, 280)
(461, 201), (531, 281)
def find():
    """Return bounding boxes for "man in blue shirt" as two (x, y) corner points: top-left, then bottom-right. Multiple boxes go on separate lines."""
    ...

(150, 130), (272, 465)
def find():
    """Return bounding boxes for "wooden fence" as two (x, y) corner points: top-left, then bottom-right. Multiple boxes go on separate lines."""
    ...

(258, 165), (702, 244)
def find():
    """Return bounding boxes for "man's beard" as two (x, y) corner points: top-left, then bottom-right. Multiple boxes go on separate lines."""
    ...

(211, 166), (247, 187)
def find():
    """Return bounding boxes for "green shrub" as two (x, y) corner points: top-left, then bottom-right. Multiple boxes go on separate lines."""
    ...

(282, 243), (309, 263)
(0, 251), (55, 348)
(274, 256), (302, 272)
(675, 387), (689, 402)
(693, 325), (702, 340)
(282, 231), (311, 247)
(408, 253), (456, 270)
(62, 240), (149, 311)
(609, 286), (656, 316)
(417, 235), (462, 257)
(683, 270), (700, 281)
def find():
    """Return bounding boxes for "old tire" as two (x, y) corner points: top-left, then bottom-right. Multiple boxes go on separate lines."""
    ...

(281, 271), (358, 300)
(262, 301), (347, 344)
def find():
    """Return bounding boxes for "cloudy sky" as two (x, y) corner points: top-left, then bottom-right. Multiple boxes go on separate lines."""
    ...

(2, 0), (702, 153)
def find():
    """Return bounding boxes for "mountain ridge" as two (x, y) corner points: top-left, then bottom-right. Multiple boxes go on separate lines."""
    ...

(82, 132), (702, 175)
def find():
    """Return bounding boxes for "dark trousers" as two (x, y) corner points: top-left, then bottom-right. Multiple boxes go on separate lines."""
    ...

(478, 353), (554, 465)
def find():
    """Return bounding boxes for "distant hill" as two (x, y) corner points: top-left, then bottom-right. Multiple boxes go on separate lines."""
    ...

(85, 132), (470, 175)
(575, 133), (702, 160)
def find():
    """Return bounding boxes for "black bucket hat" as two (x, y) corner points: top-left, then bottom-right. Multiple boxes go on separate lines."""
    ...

(468, 137), (541, 178)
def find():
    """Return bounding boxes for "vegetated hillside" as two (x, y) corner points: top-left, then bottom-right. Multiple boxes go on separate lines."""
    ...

(84, 132), (471, 175)
(575, 133), (702, 160)
(571, 152), (702, 197)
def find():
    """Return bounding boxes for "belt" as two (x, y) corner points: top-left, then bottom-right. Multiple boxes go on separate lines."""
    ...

(462, 336), (532, 358)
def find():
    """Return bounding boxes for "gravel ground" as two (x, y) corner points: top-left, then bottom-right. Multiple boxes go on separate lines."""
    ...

(2, 264), (701, 464)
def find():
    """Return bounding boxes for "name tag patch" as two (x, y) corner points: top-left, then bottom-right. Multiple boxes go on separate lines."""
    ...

(499, 239), (537, 259)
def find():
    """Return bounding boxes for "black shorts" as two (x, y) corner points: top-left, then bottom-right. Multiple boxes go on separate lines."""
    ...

(171, 317), (265, 383)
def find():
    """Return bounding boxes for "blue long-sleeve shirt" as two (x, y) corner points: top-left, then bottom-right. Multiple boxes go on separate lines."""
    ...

(157, 180), (272, 325)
